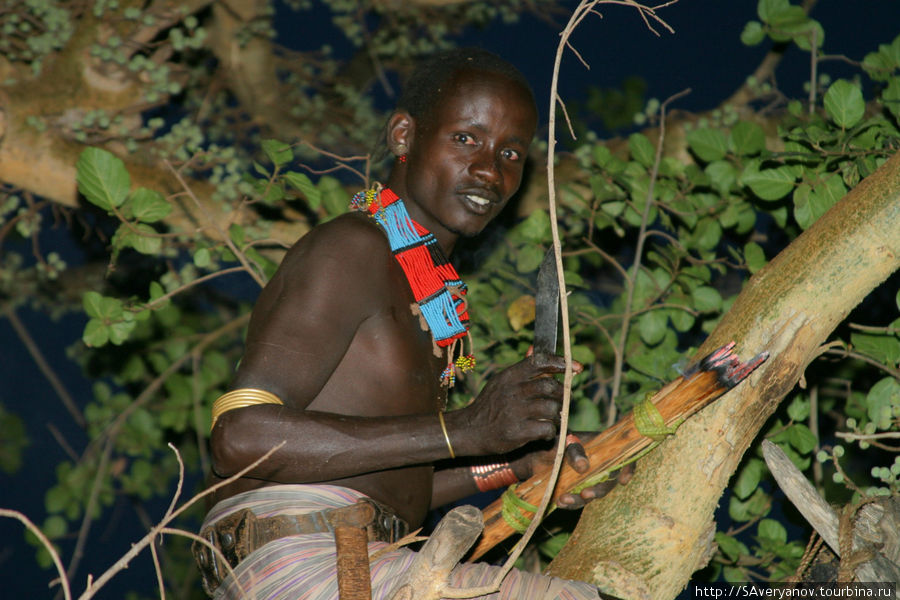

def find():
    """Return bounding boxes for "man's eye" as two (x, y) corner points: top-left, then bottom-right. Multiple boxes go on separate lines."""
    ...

(502, 149), (521, 161)
(454, 133), (476, 145)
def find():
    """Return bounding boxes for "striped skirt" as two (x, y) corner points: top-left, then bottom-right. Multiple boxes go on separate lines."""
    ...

(201, 484), (599, 600)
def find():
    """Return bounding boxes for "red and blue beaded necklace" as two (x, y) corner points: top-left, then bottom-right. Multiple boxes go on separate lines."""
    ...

(351, 185), (475, 387)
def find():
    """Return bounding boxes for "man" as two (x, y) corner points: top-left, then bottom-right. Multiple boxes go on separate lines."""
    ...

(195, 48), (614, 600)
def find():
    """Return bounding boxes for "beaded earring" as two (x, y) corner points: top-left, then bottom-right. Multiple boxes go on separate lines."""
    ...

(395, 144), (408, 163)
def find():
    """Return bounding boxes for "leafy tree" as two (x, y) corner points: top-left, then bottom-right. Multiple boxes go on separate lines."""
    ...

(1, 0), (898, 598)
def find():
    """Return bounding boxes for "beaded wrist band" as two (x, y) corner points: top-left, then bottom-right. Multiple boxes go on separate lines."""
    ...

(210, 388), (284, 430)
(437, 411), (456, 459)
(471, 461), (519, 493)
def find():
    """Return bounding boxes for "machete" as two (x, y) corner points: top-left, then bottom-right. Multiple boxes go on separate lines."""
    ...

(533, 247), (560, 356)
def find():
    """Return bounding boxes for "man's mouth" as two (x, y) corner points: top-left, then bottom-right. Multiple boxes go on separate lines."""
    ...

(464, 193), (492, 207)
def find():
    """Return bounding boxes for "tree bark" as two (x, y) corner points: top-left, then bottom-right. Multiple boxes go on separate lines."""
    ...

(546, 150), (900, 599)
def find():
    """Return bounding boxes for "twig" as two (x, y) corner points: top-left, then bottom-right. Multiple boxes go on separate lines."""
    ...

(140, 265), (249, 311)
(439, 2), (676, 597)
(3, 305), (85, 427)
(64, 436), (114, 587)
(0, 509), (72, 600)
(76, 442), (284, 599)
(609, 88), (690, 420)
(164, 160), (267, 288)
(823, 347), (900, 380)
(809, 386), (823, 488)
(835, 431), (900, 441)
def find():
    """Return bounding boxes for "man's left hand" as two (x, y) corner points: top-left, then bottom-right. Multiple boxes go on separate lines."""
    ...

(555, 434), (633, 509)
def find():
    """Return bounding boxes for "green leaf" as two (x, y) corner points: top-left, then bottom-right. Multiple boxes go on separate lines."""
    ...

(692, 286), (722, 312)
(108, 319), (137, 346)
(786, 395), (810, 422)
(692, 217), (722, 250)
(82, 292), (122, 319)
(705, 161), (737, 195)
(129, 188), (171, 222)
(794, 174), (845, 229)
(791, 19), (824, 51)
(851, 332), (900, 366)
(742, 161), (796, 201)
(729, 488), (769, 522)
(538, 532), (570, 559)
(569, 398), (601, 432)
(76, 147), (131, 210)
(284, 171), (322, 209)
(515, 244), (544, 273)
(118, 223), (162, 255)
(512, 210), (551, 243)
(740, 21), (766, 46)
(229, 224), (246, 245)
(261, 139), (293, 168)
(638, 309), (668, 345)
(715, 532), (749, 562)
(729, 121), (766, 156)
(733, 458), (765, 500)
(824, 80), (865, 128)
(319, 176), (348, 218)
(43, 515), (67, 539)
(686, 127), (728, 163)
(628, 132), (656, 168)
(787, 423), (817, 454)
(83, 318), (109, 347)
(757, 518), (787, 544)
(82, 291), (105, 318)
(194, 247), (211, 268)
(744, 242), (766, 273)
(883, 79), (900, 121)
(758, 0), (791, 22)
(866, 377), (900, 428)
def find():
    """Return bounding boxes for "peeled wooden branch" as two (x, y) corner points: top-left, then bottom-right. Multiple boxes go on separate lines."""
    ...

(469, 342), (768, 560)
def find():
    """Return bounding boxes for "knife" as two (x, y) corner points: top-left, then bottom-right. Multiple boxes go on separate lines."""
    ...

(533, 247), (560, 356)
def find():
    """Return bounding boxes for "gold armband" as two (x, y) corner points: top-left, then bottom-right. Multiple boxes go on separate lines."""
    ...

(210, 388), (284, 430)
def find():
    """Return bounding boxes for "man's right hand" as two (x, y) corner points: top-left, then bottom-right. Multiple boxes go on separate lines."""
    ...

(451, 353), (582, 456)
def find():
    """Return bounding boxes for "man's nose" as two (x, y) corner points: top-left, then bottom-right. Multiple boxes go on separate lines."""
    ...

(469, 148), (501, 186)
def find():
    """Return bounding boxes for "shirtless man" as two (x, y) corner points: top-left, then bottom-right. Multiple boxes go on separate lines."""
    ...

(195, 48), (613, 600)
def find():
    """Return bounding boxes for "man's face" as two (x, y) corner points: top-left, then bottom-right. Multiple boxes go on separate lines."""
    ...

(394, 69), (537, 250)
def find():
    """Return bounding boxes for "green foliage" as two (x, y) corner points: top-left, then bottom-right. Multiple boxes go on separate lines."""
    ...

(0, 403), (29, 474)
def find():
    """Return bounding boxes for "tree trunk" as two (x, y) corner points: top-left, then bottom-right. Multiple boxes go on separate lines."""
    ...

(546, 150), (900, 600)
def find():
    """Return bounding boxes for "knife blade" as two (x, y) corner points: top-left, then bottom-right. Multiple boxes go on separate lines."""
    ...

(533, 247), (560, 356)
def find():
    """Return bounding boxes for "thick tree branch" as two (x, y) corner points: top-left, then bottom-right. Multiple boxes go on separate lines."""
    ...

(547, 150), (900, 599)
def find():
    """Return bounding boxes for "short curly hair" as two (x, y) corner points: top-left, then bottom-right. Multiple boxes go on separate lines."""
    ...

(396, 47), (536, 121)
(374, 48), (536, 162)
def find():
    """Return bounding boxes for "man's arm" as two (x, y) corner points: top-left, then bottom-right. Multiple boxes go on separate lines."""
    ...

(210, 215), (569, 485)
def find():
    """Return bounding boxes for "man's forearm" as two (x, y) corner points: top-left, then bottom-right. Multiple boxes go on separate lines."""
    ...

(211, 404), (459, 483)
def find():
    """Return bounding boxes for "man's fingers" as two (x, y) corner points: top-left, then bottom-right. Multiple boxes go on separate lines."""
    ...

(528, 352), (584, 375)
(617, 462), (635, 485)
(564, 434), (589, 474)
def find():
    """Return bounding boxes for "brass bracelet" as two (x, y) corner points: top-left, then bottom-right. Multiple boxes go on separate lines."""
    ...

(210, 388), (284, 430)
(437, 411), (455, 459)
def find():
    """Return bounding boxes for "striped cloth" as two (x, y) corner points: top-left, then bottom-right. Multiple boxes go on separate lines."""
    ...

(201, 484), (600, 600)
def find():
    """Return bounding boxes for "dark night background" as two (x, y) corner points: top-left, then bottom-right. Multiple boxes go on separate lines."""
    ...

(2, 1), (899, 597)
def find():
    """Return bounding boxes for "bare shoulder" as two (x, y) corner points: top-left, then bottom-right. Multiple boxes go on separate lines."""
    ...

(266, 212), (396, 301)
(279, 212), (392, 278)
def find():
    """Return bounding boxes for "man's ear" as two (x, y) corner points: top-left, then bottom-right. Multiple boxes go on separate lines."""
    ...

(387, 111), (415, 157)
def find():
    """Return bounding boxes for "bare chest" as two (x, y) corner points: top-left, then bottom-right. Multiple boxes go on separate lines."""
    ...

(313, 271), (450, 417)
